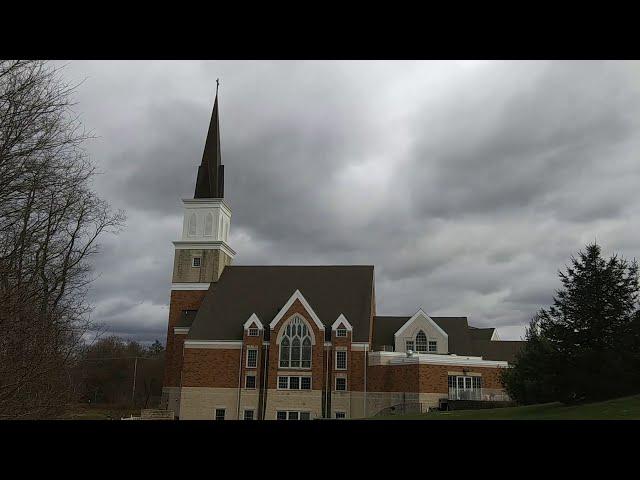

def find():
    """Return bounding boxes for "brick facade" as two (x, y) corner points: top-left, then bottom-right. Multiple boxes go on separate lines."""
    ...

(163, 290), (207, 387)
(182, 348), (242, 388)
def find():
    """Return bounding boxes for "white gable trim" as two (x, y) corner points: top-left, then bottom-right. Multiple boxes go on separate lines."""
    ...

(331, 314), (353, 332)
(394, 308), (448, 339)
(243, 313), (264, 330)
(269, 289), (325, 332)
(491, 329), (501, 341)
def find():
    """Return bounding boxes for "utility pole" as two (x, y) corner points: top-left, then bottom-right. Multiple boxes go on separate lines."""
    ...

(132, 357), (138, 405)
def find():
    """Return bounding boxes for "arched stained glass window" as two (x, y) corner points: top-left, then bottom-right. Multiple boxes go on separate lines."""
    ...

(415, 330), (428, 353)
(279, 315), (312, 368)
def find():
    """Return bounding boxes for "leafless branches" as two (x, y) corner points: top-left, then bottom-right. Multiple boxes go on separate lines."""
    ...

(0, 60), (126, 419)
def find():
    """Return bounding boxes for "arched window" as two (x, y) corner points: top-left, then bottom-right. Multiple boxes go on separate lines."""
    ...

(415, 330), (428, 353)
(188, 213), (197, 236)
(279, 316), (312, 368)
(204, 213), (213, 236)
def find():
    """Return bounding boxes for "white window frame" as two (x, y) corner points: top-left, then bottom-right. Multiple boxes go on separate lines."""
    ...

(335, 377), (347, 392)
(276, 410), (311, 420)
(335, 411), (346, 419)
(243, 409), (255, 420)
(214, 408), (226, 420)
(245, 374), (256, 389)
(192, 256), (202, 268)
(276, 375), (311, 390)
(336, 328), (347, 337)
(428, 340), (437, 352)
(415, 330), (428, 353)
(335, 350), (347, 370)
(405, 340), (414, 352)
(248, 327), (259, 337)
(246, 347), (258, 368)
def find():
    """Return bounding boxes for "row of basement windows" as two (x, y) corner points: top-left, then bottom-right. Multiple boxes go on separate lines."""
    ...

(277, 411), (346, 420)
(216, 409), (346, 420)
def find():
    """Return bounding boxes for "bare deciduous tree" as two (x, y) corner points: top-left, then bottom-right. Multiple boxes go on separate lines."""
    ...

(0, 60), (125, 419)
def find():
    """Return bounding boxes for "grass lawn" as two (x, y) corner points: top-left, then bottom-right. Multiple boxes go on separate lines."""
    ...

(58, 403), (141, 420)
(374, 394), (640, 420)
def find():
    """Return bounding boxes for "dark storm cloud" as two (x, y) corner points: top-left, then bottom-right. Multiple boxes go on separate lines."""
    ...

(60, 60), (640, 342)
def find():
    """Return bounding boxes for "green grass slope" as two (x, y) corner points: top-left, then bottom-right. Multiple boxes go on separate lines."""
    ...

(374, 394), (640, 420)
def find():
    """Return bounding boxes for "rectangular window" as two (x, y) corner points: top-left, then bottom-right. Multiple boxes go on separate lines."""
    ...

(406, 340), (414, 352)
(215, 408), (225, 420)
(244, 410), (255, 420)
(335, 377), (347, 391)
(428, 340), (437, 352)
(335, 350), (347, 370)
(246, 348), (258, 368)
(289, 376), (300, 390)
(277, 410), (310, 420)
(301, 377), (311, 390)
(245, 375), (256, 389)
(336, 328), (347, 337)
(192, 257), (201, 268)
(248, 327), (259, 337)
(278, 376), (288, 389)
(335, 411), (346, 419)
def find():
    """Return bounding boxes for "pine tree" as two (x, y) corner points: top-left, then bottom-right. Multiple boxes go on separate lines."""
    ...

(503, 243), (640, 404)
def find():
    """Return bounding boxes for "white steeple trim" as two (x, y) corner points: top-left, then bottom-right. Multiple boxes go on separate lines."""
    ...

(244, 313), (263, 330)
(269, 289), (325, 331)
(394, 308), (448, 339)
(331, 314), (352, 332)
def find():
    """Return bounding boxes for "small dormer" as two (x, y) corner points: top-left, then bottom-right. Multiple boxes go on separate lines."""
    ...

(394, 309), (448, 354)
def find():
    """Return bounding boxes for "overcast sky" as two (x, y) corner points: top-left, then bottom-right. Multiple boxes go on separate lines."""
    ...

(58, 60), (640, 343)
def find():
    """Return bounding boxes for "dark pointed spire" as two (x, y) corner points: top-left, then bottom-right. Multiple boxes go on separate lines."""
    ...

(194, 79), (224, 198)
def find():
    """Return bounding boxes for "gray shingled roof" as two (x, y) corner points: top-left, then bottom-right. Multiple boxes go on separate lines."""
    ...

(372, 315), (524, 363)
(187, 265), (374, 342)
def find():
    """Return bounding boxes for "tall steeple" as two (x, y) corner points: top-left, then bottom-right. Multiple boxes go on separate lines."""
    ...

(194, 79), (224, 198)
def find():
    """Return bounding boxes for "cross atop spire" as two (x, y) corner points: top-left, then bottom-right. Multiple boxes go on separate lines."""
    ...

(194, 83), (224, 199)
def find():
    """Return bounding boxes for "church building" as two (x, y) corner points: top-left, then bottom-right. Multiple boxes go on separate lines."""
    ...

(161, 88), (524, 420)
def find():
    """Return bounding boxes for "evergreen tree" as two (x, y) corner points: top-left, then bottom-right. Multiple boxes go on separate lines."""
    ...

(503, 243), (640, 404)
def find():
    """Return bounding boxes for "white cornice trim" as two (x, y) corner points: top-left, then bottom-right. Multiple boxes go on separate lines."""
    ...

(243, 313), (264, 330)
(351, 343), (370, 351)
(269, 289), (325, 332)
(171, 282), (211, 291)
(182, 197), (232, 214)
(173, 240), (236, 258)
(331, 314), (353, 332)
(184, 340), (243, 350)
(174, 327), (190, 334)
(368, 351), (507, 368)
(394, 309), (449, 339)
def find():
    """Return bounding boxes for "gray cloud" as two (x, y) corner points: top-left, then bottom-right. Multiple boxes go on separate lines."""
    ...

(59, 60), (640, 343)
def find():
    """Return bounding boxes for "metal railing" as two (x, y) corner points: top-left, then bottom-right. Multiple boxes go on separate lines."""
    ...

(449, 388), (482, 401)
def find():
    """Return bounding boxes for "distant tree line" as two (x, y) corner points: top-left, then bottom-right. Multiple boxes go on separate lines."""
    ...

(502, 243), (640, 404)
(70, 336), (165, 408)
